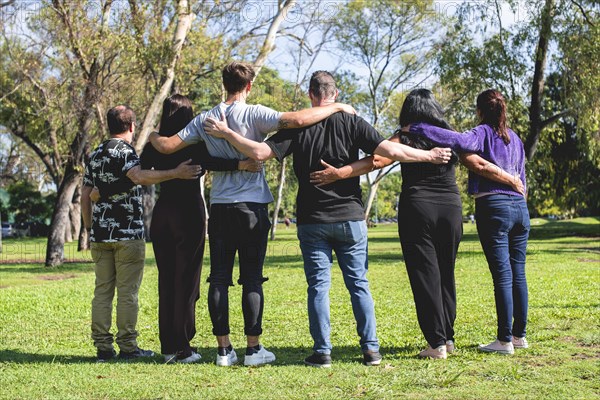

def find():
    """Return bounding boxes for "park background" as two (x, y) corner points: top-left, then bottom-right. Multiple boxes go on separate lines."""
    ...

(0, 1), (598, 399)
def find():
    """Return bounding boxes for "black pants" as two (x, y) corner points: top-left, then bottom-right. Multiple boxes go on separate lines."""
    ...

(150, 193), (205, 357)
(207, 202), (270, 336)
(398, 196), (462, 348)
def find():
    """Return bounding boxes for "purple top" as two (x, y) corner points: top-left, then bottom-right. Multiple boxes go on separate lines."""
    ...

(409, 123), (526, 197)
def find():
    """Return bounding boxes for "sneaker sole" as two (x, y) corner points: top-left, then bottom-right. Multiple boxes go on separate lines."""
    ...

(216, 356), (238, 367)
(478, 347), (514, 355)
(363, 359), (382, 366)
(304, 360), (332, 368)
(244, 356), (276, 366)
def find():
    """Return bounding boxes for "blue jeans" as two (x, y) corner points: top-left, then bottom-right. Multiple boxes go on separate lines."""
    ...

(297, 221), (379, 355)
(476, 194), (530, 342)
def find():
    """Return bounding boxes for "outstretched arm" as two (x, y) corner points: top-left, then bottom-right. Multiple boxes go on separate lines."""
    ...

(408, 123), (482, 153)
(126, 160), (202, 185)
(149, 132), (190, 154)
(204, 114), (276, 161)
(374, 140), (452, 164)
(278, 103), (356, 129)
(309, 136), (399, 186)
(460, 153), (525, 195)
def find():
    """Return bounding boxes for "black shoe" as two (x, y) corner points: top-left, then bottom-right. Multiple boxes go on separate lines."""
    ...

(304, 352), (332, 368)
(96, 349), (116, 362)
(363, 350), (382, 366)
(119, 347), (155, 360)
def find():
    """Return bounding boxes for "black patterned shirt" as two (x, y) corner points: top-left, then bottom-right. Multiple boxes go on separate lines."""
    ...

(83, 138), (145, 242)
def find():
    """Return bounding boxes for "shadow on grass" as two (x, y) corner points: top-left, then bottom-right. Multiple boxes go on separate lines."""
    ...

(0, 345), (419, 366)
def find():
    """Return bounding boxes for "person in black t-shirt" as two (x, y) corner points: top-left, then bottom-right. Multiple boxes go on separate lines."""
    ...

(203, 71), (451, 367)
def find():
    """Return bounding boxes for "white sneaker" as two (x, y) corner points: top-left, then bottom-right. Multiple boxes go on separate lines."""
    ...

(178, 351), (202, 364)
(446, 340), (455, 354)
(216, 348), (238, 367)
(244, 345), (276, 366)
(418, 345), (447, 359)
(512, 337), (529, 349)
(163, 353), (177, 364)
(478, 339), (514, 354)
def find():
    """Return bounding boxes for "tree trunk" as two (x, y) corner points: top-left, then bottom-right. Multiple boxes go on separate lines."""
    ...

(78, 223), (89, 251)
(0, 210), (3, 254)
(253, 0), (298, 75)
(133, 0), (195, 153)
(68, 181), (82, 243)
(142, 185), (155, 242)
(270, 160), (286, 240)
(200, 175), (209, 235)
(364, 180), (381, 224)
(45, 169), (82, 267)
(525, 0), (554, 160)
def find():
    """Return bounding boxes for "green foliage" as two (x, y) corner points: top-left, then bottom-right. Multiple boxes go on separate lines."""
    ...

(6, 181), (55, 224)
(0, 219), (599, 398)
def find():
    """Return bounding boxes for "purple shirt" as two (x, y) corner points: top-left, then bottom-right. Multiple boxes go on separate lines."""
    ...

(409, 123), (526, 197)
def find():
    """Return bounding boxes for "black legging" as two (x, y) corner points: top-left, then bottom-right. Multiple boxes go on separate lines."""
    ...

(398, 196), (463, 348)
(150, 193), (205, 357)
(207, 202), (270, 337)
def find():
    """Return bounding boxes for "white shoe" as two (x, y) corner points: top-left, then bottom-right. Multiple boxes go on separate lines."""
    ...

(216, 349), (238, 367)
(418, 345), (447, 359)
(512, 337), (529, 349)
(244, 345), (276, 366)
(178, 351), (202, 364)
(163, 353), (177, 364)
(478, 339), (514, 354)
(446, 340), (455, 354)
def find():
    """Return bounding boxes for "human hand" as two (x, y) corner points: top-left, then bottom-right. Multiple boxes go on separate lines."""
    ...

(90, 187), (101, 202)
(309, 160), (341, 186)
(174, 159), (203, 179)
(239, 159), (263, 172)
(430, 147), (452, 164)
(511, 177), (525, 196)
(335, 103), (357, 115)
(204, 111), (230, 138)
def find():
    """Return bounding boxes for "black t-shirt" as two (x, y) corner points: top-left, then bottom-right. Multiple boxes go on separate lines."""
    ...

(266, 112), (384, 224)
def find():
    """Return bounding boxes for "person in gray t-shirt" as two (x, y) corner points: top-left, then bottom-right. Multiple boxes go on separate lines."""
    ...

(150, 61), (355, 367)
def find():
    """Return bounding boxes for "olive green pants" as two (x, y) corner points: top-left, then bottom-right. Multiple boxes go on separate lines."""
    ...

(91, 240), (145, 353)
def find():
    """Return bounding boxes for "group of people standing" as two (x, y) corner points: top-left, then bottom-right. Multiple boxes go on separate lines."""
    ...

(81, 62), (530, 367)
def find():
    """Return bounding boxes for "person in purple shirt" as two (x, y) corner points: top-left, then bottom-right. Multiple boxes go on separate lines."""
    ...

(409, 89), (530, 354)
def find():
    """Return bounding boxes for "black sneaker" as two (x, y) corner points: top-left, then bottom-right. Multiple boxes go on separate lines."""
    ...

(363, 350), (382, 366)
(119, 347), (155, 360)
(96, 349), (116, 362)
(304, 352), (332, 368)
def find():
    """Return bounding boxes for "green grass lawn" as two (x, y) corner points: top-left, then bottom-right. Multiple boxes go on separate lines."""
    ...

(0, 218), (598, 399)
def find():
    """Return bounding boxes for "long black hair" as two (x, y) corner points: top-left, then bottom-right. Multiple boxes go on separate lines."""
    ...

(396, 89), (457, 164)
(158, 94), (194, 137)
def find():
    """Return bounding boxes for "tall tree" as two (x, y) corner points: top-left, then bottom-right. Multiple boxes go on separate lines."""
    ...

(331, 0), (442, 221)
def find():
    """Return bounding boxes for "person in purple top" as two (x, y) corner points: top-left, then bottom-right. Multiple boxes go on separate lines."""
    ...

(409, 89), (530, 354)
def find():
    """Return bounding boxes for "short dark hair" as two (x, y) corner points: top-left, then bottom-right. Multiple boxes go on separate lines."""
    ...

(107, 105), (136, 135)
(158, 94), (194, 137)
(222, 62), (256, 94)
(309, 71), (337, 100)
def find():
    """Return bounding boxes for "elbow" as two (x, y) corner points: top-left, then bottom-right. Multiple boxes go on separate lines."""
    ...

(253, 150), (270, 162)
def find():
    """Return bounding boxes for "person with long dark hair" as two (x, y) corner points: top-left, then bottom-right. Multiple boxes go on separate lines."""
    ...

(408, 89), (530, 354)
(93, 94), (261, 363)
(310, 89), (523, 359)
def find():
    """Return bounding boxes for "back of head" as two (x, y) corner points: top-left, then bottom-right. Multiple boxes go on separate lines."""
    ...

(476, 89), (510, 144)
(399, 89), (452, 130)
(158, 94), (194, 137)
(107, 105), (136, 136)
(309, 71), (337, 101)
(222, 62), (256, 95)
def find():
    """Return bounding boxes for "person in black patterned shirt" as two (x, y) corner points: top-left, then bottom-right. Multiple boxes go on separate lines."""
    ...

(81, 105), (201, 362)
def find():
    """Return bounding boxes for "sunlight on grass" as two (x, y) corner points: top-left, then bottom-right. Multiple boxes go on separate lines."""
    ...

(0, 218), (598, 399)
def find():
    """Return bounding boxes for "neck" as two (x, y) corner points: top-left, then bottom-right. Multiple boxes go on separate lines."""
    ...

(225, 91), (247, 104)
(312, 97), (336, 107)
(111, 133), (131, 143)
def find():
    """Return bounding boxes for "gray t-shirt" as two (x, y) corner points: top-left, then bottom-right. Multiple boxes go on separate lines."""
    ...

(178, 101), (282, 204)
